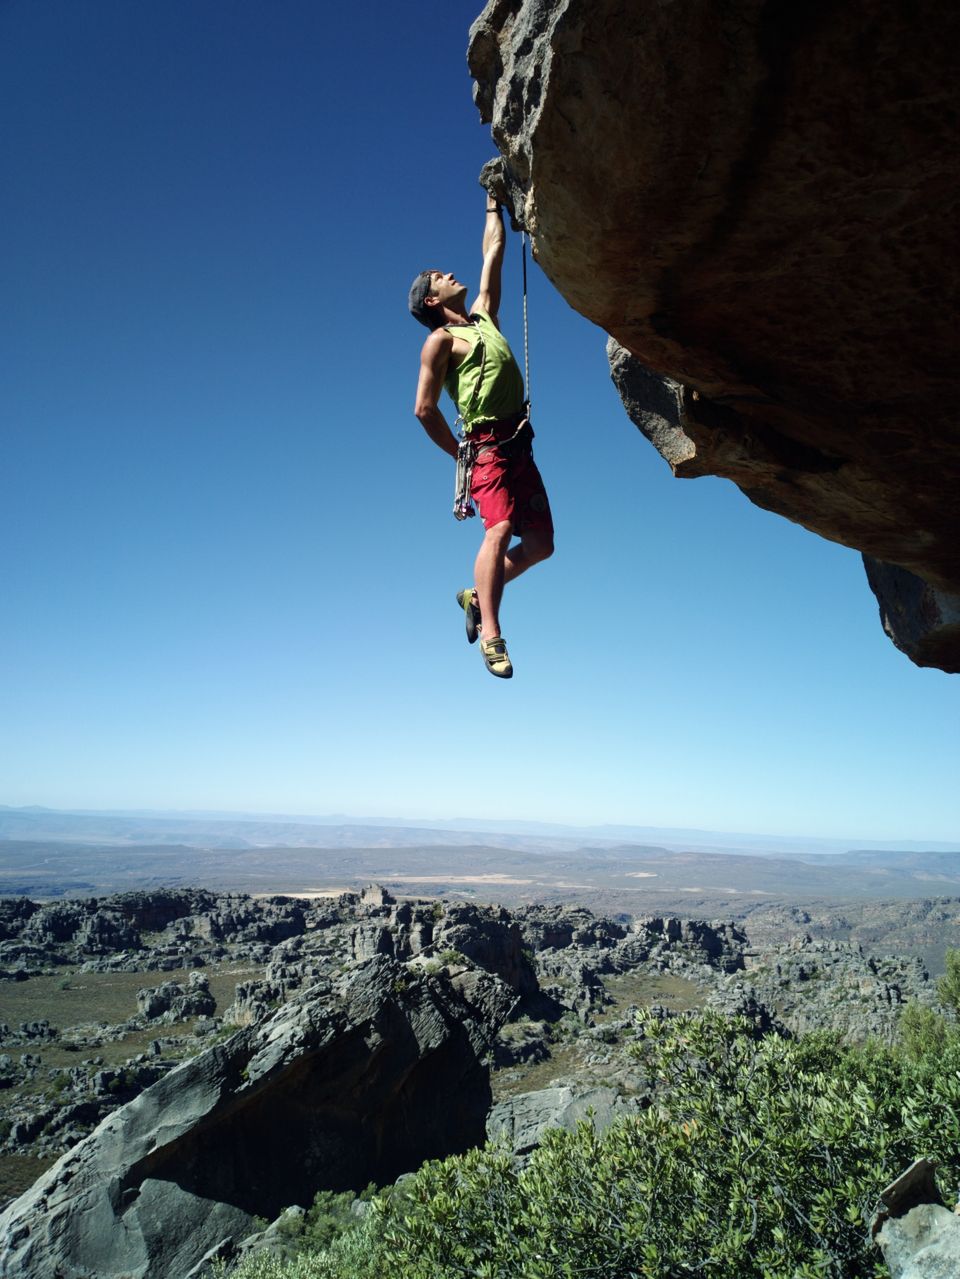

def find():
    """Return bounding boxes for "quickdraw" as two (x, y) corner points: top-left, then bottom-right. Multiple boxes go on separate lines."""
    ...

(453, 437), (477, 521)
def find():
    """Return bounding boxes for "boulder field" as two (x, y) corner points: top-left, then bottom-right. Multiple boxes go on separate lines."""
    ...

(0, 885), (943, 1276)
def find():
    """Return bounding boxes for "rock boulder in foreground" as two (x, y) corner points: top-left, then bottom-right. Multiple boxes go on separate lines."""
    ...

(877, 1204), (960, 1279)
(874, 1159), (960, 1279)
(0, 955), (515, 1279)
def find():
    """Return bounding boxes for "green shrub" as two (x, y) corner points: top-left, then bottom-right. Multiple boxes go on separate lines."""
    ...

(229, 1185), (409, 1279)
(277, 1189), (360, 1251)
(937, 947), (960, 1017)
(228, 1011), (960, 1279)
(898, 1002), (950, 1060)
(377, 1014), (960, 1278)
(438, 950), (467, 967)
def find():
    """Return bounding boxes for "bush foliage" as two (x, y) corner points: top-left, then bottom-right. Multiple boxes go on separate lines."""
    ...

(937, 949), (960, 1018)
(230, 1008), (960, 1279)
(898, 1001), (949, 1061)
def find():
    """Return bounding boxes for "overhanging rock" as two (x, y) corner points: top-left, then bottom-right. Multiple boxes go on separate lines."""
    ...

(469, 0), (960, 671)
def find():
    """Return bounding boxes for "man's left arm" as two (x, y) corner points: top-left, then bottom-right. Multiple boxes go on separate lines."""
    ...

(471, 197), (504, 324)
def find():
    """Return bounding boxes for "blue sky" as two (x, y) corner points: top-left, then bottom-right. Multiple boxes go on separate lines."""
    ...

(1, 0), (957, 843)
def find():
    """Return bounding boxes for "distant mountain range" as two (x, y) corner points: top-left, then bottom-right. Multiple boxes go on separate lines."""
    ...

(1, 805), (959, 919)
(0, 805), (957, 856)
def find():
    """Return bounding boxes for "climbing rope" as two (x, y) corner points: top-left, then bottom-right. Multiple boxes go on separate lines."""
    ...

(521, 230), (531, 411)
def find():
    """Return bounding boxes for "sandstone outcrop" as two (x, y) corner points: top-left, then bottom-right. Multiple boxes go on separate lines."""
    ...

(136, 972), (216, 1022)
(469, 0), (960, 671)
(0, 897), (39, 938)
(709, 934), (934, 1040)
(435, 902), (538, 995)
(0, 955), (515, 1279)
(517, 903), (627, 953)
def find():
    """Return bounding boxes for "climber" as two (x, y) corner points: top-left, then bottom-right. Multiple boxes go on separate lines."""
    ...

(409, 192), (554, 680)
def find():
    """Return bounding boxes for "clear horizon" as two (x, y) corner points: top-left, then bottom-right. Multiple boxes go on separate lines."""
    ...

(2, 2), (958, 846)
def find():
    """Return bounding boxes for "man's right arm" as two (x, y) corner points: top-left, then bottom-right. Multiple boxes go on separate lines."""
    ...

(414, 330), (459, 460)
(473, 199), (504, 323)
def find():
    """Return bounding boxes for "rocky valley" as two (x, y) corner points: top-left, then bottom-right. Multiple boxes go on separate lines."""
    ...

(0, 882), (950, 1276)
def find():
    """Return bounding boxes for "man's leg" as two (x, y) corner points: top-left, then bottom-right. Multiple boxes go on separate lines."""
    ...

(503, 527), (554, 585)
(468, 449), (554, 650)
(473, 524), (554, 640)
(474, 519), (513, 641)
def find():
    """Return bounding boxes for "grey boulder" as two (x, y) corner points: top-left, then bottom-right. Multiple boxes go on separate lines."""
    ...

(877, 1204), (960, 1279)
(0, 955), (514, 1279)
(487, 1085), (637, 1157)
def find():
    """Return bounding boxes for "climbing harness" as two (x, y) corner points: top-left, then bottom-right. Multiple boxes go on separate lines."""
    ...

(452, 229), (533, 522)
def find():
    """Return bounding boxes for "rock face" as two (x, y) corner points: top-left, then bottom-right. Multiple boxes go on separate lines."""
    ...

(877, 1204), (960, 1279)
(487, 1085), (638, 1156)
(740, 897), (960, 978)
(468, 0), (960, 671)
(874, 1161), (960, 1279)
(862, 558), (960, 675)
(710, 934), (933, 1041)
(0, 956), (514, 1279)
(435, 902), (538, 995)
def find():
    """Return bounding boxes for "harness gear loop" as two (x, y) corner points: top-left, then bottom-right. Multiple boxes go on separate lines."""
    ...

(453, 437), (476, 521)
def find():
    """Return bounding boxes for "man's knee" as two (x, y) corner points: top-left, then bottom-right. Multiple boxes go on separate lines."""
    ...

(524, 530), (554, 564)
(484, 519), (513, 550)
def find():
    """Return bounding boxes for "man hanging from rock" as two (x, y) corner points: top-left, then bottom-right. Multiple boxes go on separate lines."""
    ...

(409, 191), (554, 680)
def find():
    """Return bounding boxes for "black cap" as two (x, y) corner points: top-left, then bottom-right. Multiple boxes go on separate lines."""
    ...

(408, 271), (434, 327)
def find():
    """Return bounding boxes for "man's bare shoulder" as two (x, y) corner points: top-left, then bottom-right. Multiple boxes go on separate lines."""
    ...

(419, 327), (453, 367)
(420, 325), (475, 372)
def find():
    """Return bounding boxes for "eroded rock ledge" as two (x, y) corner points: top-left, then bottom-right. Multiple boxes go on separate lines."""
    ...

(469, 0), (960, 671)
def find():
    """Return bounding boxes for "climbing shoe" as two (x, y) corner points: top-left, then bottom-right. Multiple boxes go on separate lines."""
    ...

(480, 635), (513, 679)
(456, 588), (482, 644)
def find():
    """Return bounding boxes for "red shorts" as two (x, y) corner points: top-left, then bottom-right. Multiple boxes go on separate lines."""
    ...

(470, 420), (554, 538)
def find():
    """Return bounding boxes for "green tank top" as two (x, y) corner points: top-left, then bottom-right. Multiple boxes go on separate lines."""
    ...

(443, 309), (525, 431)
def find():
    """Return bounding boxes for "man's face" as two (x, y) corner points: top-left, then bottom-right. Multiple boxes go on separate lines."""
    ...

(426, 270), (468, 309)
